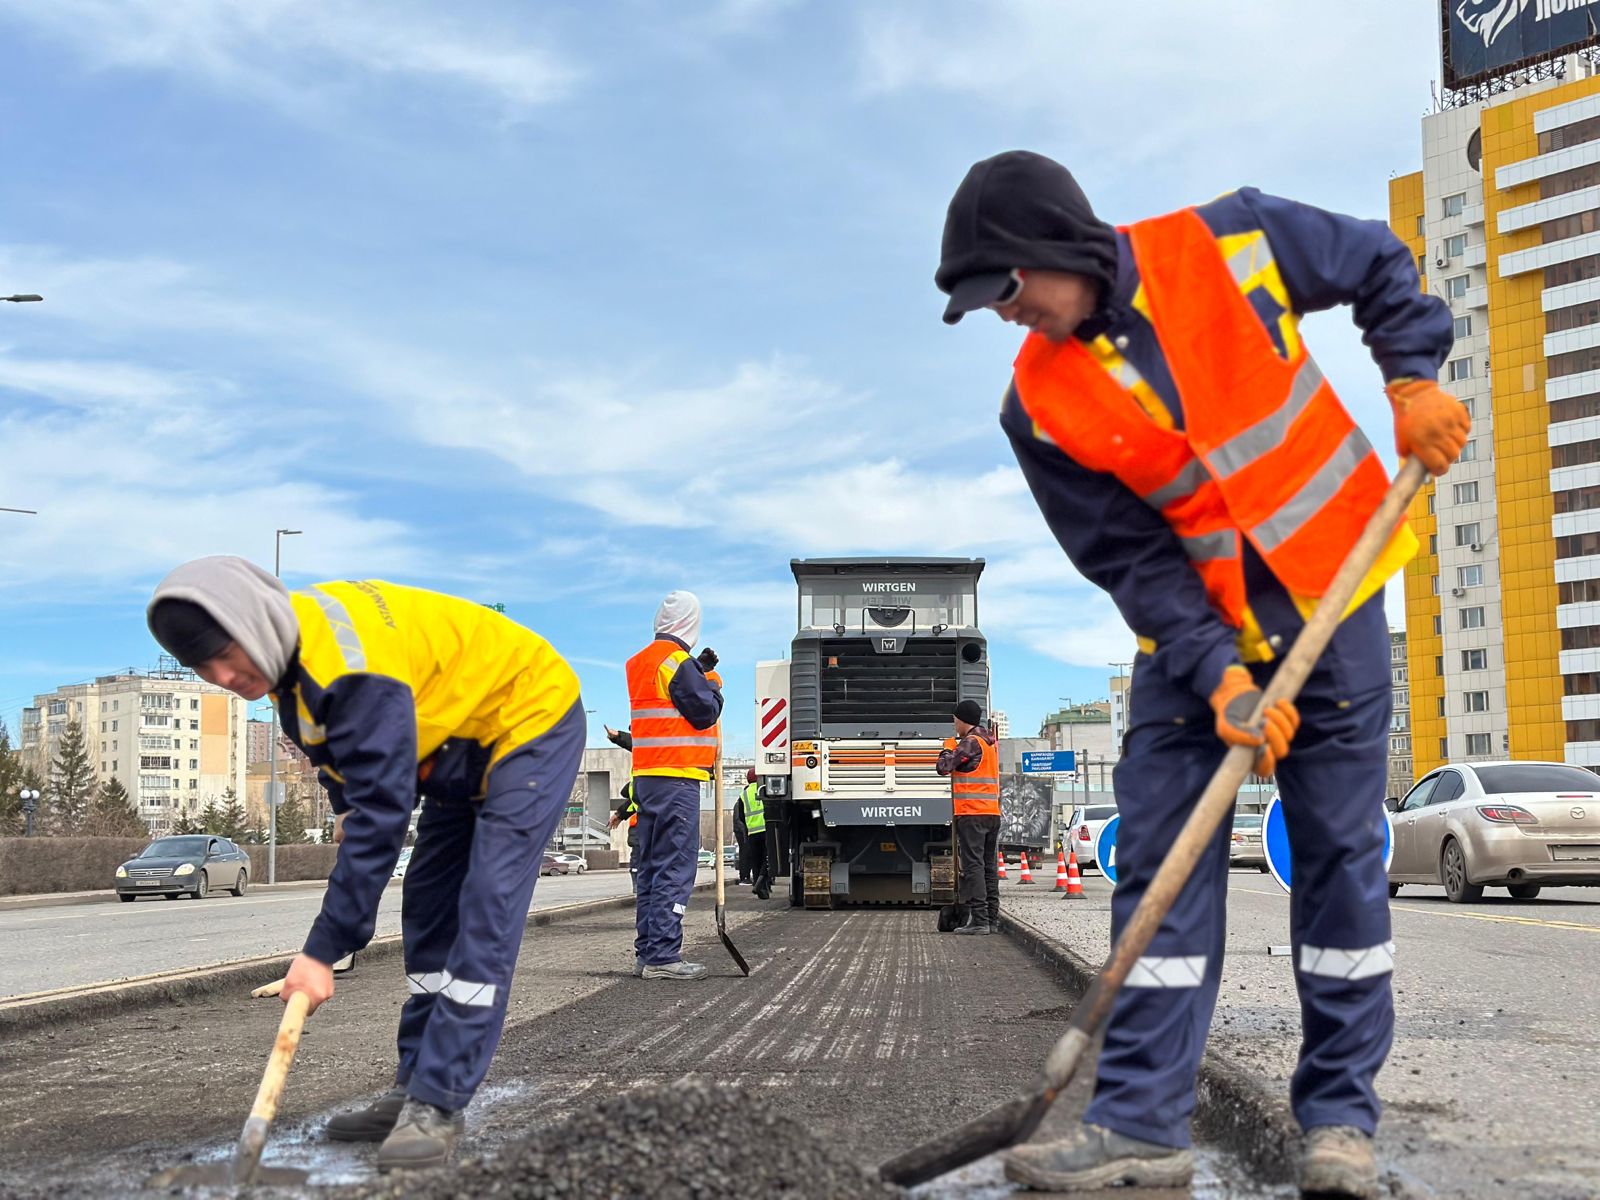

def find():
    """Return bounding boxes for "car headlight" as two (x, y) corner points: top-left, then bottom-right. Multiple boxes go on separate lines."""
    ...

(116, 866), (127, 878)
(174, 863), (196, 876)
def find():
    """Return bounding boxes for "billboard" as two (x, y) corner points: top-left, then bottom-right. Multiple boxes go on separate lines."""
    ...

(1443, 0), (1600, 91)
(999, 773), (1052, 848)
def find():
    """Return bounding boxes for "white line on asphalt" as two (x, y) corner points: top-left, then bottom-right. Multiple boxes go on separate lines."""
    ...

(1230, 884), (1600, 935)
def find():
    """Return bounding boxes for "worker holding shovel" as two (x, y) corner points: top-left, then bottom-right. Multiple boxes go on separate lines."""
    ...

(147, 561), (585, 1171)
(936, 152), (1464, 1198)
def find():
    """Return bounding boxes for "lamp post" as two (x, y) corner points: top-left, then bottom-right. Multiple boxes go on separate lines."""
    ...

(267, 529), (302, 884)
(18, 788), (40, 837)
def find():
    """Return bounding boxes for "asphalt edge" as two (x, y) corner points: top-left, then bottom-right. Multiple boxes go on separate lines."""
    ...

(0, 885), (694, 1037)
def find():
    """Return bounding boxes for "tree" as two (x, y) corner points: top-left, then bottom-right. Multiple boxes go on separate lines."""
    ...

(90, 777), (146, 838)
(217, 787), (247, 840)
(198, 800), (222, 834)
(0, 720), (22, 837)
(48, 721), (95, 836)
(274, 786), (314, 845)
(241, 822), (269, 845)
(172, 811), (199, 835)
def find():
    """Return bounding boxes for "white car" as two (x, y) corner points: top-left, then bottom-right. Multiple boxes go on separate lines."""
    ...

(1070, 804), (1119, 870)
(551, 853), (588, 874)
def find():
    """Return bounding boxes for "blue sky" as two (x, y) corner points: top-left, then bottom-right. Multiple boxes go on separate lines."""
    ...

(0, 1), (1445, 756)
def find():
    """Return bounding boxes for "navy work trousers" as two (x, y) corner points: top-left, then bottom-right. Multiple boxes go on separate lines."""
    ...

(394, 701), (585, 1112)
(632, 775), (701, 965)
(1085, 634), (1394, 1148)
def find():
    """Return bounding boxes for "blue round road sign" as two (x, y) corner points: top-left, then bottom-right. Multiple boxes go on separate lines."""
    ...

(1094, 815), (1120, 886)
(1261, 793), (1391, 894)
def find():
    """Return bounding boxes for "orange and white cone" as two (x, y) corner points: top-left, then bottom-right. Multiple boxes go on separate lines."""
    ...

(1018, 852), (1035, 884)
(997, 849), (1008, 881)
(1052, 848), (1069, 892)
(1063, 845), (1086, 899)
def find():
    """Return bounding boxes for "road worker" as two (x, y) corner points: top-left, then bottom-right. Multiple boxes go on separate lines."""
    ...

(737, 766), (772, 900)
(937, 699), (1001, 935)
(609, 781), (639, 890)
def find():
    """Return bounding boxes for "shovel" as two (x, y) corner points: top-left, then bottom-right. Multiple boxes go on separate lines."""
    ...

(146, 991), (314, 1189)
(713, 746), (750, 976)
(880, 458), (1426, 1188)
(251, 952), (356, 999)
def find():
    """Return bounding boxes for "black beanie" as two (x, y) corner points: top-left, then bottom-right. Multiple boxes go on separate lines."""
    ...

(954, 699), (984, 726)
(936, 150), (1118, 324)
(148, 598), (233, 668)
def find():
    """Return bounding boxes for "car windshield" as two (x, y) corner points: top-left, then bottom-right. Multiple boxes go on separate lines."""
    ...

(140, 836), (208, 857)
(1085, 806), (1118, 820)
(1233, 815), (1263, 829)
(1473, 764), (1600, 794)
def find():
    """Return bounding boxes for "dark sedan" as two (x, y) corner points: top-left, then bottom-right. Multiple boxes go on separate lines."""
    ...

(115, 835), (251, 901)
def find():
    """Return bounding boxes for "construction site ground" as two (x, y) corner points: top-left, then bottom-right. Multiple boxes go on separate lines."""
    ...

(0, 888), (1291, 1200)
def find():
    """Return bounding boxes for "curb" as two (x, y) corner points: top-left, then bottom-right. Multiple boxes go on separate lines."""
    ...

(0, 885), (698, 1037)
(0, 877), (341, 912)
(999, 912), (1430, 1199)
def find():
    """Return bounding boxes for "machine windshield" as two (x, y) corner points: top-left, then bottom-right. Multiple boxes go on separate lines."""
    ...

(799, 577), (975, 632)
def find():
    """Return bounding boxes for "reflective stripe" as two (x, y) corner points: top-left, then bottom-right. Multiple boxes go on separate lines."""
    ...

(1253, 426), (1372, 553)
(1181, 529), (1236, 562)
(952, 775), (1000, 784)
(1226, 235), (1275, 285)
(631, 736), (720, 748)
(1143, 459), (1211, 510)
(672, 902), (687, 915)
(406, 971), (447, 995)
(442, 976), (497, 1007)
(1125, 955), (1207, 988)
(1299, 941), (1394, 980)
(307, 586), (367, 671)
(630, 708), (680, 720)
(1206, 356), (1324, 478)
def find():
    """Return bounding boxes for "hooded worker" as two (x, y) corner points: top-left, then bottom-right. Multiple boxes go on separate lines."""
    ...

(623, 590), (724, 980)
(146, 557), (585, 1171)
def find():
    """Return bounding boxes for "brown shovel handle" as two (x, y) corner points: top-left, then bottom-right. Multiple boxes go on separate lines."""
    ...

(251, 990), (311, 1123)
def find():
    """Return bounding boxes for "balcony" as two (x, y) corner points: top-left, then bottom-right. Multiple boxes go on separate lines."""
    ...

(1465, 285), (1488, 310)
(1462, 200), (1485, 227)
(1464, 243), (1488, 269)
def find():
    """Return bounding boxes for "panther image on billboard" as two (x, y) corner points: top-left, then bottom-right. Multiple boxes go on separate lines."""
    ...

(999, 773), (1051, 848)
(1443, 0), (1600, 91)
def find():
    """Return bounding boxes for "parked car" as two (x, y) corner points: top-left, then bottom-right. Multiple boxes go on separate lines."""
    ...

(1386, 761), (1600, 902)
(539, 853), (570, 877)
(1072, 804), (1120, 870)
(551, 853), (588, 874)
(115, 835), (251, 901)
(392, 846), (413, 879)
(697, 848), (716, 869)
(1230, 812), (1268, 870)
(723, 845), (739, 866)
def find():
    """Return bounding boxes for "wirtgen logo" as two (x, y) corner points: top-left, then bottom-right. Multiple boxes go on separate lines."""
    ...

(1456, 0), (1530, 48)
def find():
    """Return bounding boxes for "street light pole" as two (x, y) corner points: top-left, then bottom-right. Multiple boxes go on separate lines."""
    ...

(268, 529), (302, 884)
(19, 788), (40, 837)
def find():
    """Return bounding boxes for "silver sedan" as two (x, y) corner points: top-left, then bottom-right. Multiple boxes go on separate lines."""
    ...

(1386, 761), (1600, 902)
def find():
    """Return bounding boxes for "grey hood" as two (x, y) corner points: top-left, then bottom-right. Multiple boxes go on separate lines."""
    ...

(147, 556), (300, 683)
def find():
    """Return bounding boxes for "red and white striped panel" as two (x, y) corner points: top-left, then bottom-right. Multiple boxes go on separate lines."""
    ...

(759, 697), (789, 749)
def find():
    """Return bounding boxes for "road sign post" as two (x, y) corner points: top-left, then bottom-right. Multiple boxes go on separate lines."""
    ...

(1262, 793), (1391, 894)
(1095, 814), (1121, 886)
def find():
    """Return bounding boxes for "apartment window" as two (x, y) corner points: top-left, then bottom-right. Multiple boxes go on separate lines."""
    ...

(100, 741), (106, 753)
(1434, 616), (1444, 636)
(1436, 655), (1445, 676)
(1446, 274), (1470, 298)
(112, 740), (117, 751)
(190, 720), (199, 730)
(1430, 533), (1439, 555)
(190, 738), (199, 750)
(1543, 209), (1600, 243)
(1390, 736), (1408, 755)
(171, 777), (180, 789)
(1460, 606), (1486, 630)
(1541, 113), (1600, 152)
(1556, 530), (1600, 559)
(1448, 357), (1473, 382)
(1453, 314), (1473, 339)
(1438, 696), (1447, 717)
(189, 758), (198, 770)
(1561, 577), (1600, 603)
(1416, 253), (1426, 277)
(1553, 439), (1600, 469)
(111, 720), (118, 732)
(1391, 711), (1408, 732)
(1547, 300), (1600, 334)
(1463, 648), (1488, 670)
(1428, 492), (1436, 514)
(1417, 215), (1426, 236)
(1397, 688), (1409, 706)
(1453, 481), (1479, 504)
(1444, 233), (1468, 258)
(1432, 573), (1441, 594)
(1456, 523), (1481, 547)
(1459, 440), (1478, 462)
(1560, 625), (1600, 650)
(191, 698), (199, 711)
(1443, 193), (1466, 217)
(1550, 393), (1600, 423)
(101, 761), (107, 773)
(1465, 733), (1492, 756)
(1458, 564), (1484, 588)
(1464, 691), (1490, 712)
(99, 720), (106, 733)
(140, 755), (172, 770)
(1555, 483), (1600, 513)
(188, 780), (199, 791)
(1440, 736), (1450, 759)
(1566, 718), (1600, 741)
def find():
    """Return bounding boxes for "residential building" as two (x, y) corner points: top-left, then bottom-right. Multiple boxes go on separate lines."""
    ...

(989, 710), (1011, 738)
(1108, 670), (1132, 752)
(20, 662), (248, 835)
(1038, 703), (1117, 769)
(1389, 629), (1414, 797)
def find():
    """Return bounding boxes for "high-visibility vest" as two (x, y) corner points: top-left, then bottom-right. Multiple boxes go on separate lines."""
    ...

(948, 734), (1001, 818)
(741, 782), (766, 834)
(1012, 207), (1413, 638)
(624, 640), (718, 778)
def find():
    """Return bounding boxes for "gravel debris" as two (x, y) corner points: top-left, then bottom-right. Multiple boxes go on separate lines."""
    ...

(351, 1077), (903, 1200)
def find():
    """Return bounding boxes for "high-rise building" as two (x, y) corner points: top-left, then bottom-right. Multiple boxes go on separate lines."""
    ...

(989, 710), (1010, 738)
(20, 663), (249, 834)
(1390, 49), (1600, 776)
(1388, 630), (1413, 797)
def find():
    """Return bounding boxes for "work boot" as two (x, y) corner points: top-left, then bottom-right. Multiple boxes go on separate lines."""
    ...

(376, 1099), (465, 1172)
(953, 905), (991, 935)
(1004, 1123), (1193, 1192)
(324, 1086), (407, 1142)
(642, 960), (708, 980)
(1299, 1126), (1379, 1199)
(632, 956), (644, 977)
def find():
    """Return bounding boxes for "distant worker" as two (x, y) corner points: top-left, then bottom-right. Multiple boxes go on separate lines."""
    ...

(625, 591), (724, 981)
(936, 152), (1462, 1198)
(146, 559), (584, 1171)
(731, 772), (751, 886)
(608, 781), (639, 891)
(738, 766), (771, 900)
(937, 699), (1001, 936)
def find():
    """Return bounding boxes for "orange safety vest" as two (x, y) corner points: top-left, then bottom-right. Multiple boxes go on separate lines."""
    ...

(625, 639), (719, 778)
(947, 733), (1001, 818)
(1012, 208), (1407, 633)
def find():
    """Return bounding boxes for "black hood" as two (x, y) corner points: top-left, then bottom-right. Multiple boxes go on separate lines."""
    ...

(936, 150), (1118, 324)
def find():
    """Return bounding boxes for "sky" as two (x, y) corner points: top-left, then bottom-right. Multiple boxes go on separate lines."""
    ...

(0, 1), (1447, 757)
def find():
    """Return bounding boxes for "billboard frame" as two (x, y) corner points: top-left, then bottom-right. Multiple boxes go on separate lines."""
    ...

(1440, 0), (1600, 105)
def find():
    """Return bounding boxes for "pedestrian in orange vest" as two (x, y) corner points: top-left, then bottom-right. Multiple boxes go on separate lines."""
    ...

(937, 699), (1000, 935)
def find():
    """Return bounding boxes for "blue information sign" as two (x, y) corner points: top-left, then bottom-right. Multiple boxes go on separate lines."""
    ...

(1022, 750), (1076, 774)
(1262, 793), (1391, 894)
(1094, 814), (1120, 886)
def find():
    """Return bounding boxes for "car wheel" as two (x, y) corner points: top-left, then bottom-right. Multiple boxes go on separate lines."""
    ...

(1508, 883), (1542, 900)
(120, 893), (136, 903)
(1440, 839), (1483, 904)
(1388, 883), (1401, 898)
(193, 872), (209, 900)
(231, 870), (248, 897)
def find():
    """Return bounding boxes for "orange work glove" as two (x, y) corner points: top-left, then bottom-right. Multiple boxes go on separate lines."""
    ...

(1387, 379), (1472, 477)
(1208, 665), (1300, 777)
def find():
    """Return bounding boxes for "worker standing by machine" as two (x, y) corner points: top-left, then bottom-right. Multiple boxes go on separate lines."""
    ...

(738, 767), (772, 900)
(937, 699), (1000, 936)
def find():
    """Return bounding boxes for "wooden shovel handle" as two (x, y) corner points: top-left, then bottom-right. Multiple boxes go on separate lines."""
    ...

(714, 742), (727, 908)
(251, 990), (311, 1123)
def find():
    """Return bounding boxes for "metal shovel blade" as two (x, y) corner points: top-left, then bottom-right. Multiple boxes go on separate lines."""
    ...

(716, 904), (750, 976)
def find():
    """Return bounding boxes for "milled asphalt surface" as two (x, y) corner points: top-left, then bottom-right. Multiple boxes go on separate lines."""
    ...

(1007, 869), (1600, 1200)
(0, 889), (1290, 1200)
(0, 869), (687, 999)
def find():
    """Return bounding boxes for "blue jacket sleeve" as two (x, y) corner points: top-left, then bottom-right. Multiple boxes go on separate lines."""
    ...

(1234, 187), (1454, 383)
(668, 661), (724, 731)
(1001, 388), (1240, 700)
(302, 674), (417, 965)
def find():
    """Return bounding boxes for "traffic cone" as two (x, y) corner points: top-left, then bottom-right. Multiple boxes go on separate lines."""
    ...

(1052, 848), (1069, 892)
(1018, 851), (1035, 884)
(1063, 845), (1086, 899)
(997, 849), (1008, 881)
